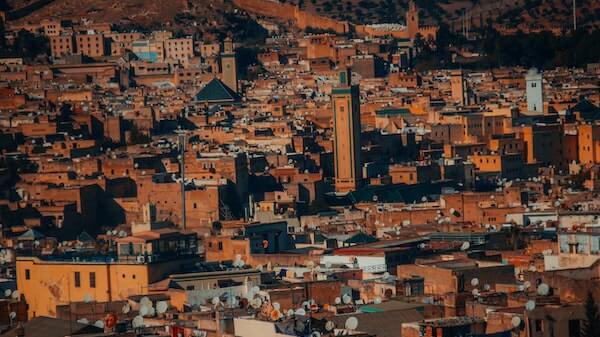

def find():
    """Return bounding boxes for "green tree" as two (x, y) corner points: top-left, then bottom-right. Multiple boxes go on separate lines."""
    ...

(582, 291), (600, 337)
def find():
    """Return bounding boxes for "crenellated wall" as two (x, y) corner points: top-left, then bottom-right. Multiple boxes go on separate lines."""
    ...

(234, 0), (349, 34)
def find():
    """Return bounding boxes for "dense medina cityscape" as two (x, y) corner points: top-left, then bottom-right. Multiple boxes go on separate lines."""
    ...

(1, 0), (600, 336)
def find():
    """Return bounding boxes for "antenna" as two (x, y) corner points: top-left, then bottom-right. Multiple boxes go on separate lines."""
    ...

(573, 0), (577, 31)
(176, 129), (187, 230)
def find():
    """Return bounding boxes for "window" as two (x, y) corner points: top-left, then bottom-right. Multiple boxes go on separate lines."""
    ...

(74, 272), (81, 288)
(25, 269), (30, 280)
(218, 242), (223, 251)
(89, 272), (96, 288)
(535, 320), (544, 332)
(569, 319), (580, 337)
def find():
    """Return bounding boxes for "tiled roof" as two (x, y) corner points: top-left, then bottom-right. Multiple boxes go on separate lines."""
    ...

(194, 78), (240, 103)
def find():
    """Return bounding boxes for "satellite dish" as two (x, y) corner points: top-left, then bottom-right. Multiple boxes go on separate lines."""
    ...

(156, 301), (168, 314)
(311, 332), (322, 337)
(139, 305), (149, 317)
(94, 320), (105, 329)
(140, 296), (151, 306)
(122, 303), (131, 314)
(472, 289), (480, 296)
(295, 308), (306, 316)
(526, 300), (536, 311)
(345, 317), (358, 330)
(212, 296), (221, 305)
(251, 297), (262, 309)
(132, 315), (144, 328)
(77, 318), (89, 325)
(4, 289), (11, 297)
(334, 297), (341, 305)
(471, 278), (479, 287)
(148, 307), (155, 316)
(287, 309), (295, 316)
(461, 241), (470, 251)
(537, 283), (550, 296)
(325, 320), (335, 331)
(273, 302), (281, 311)
(373, 297), (382, 304)
(11, 291), (19, 299)
(9, 312), (16, 320)
(83, 293), (93, 303)
(511, 316), (521, 328)
(342, 294), (352, 304)
(484, 284), (491, 291)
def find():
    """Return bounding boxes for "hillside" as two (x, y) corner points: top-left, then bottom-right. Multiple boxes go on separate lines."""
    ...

(3, 0), (268, 42)
(285, 0), (600, 33)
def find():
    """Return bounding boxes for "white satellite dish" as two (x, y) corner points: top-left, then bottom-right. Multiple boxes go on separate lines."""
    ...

(295, 308), (306, 316)
(287, 309), (295, 316)
(77, 318), (89, 325)
(122, 303), (131, 314)
(4, 289), (11, 297)
(484, 284), (491, 291)
(132, 315), (144, 328)
(156, 301), (168, 314)
(325, 320), (335, 331)
(140, 296), (151, 306)
(94, 320), (105, 329)
(251, 297), (262, 309)
(334, 297), (341, 305)
(342, 294), (352, 304)
(471, 278), (479, 287)
(139, 305), (149, 317)
(9, 312), (16, 320)
(526, 300), (536, 311)
(461, 241), (470, 251)
(511, 316), (521, 328)
(472, 289), (479, 296)
(11, 290), (19, 299)
(537, 283), (550, 296)
(373, 297), (382, 304)
(345, 317), (358, 330)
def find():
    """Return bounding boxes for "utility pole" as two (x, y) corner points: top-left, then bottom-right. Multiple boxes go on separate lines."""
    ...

(176, 129), (187, 230)
(572, 0), (576, 31)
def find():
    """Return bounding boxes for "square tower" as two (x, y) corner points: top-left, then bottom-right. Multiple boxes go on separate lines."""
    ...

(332, 69), (362, 193)
(220, 37), (238, 93)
